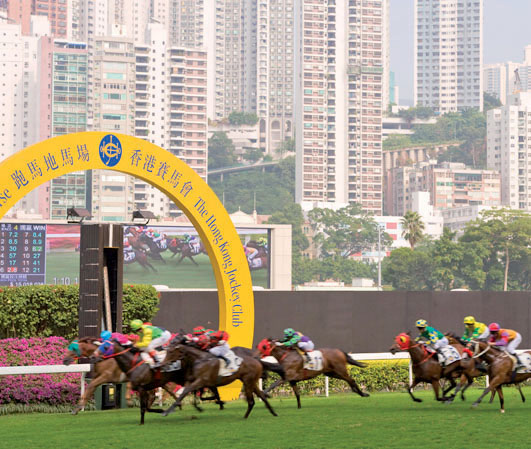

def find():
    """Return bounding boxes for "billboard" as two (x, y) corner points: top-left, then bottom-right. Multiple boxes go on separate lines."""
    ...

(0, 223), (270, 288)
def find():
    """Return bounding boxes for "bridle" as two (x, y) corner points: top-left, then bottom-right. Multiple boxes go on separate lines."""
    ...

(470, 340), (491, 359)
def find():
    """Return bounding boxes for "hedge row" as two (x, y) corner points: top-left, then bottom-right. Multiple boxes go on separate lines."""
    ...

(0, 284), (160, 340)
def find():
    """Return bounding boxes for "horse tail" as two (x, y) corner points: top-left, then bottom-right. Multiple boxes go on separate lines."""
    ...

(259, 360), (285, 378)
(344, 352), (368, 368)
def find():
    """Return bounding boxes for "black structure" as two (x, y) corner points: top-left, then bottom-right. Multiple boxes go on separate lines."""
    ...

(79, 224), (123, 337)
(153, 290), (531, 353)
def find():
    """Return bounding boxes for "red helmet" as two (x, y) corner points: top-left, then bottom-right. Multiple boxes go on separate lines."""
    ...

(193, 326), (205, 336)
(488, 322), (500, 333)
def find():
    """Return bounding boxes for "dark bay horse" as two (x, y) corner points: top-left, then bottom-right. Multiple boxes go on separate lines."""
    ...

(390, 333), (471, 402)
(247, 247), (269, 271)
(91, 341), (223, 424)
(125, 228), (166, 264)
(469, 340), (531, 413)
(160, 344), (278, 419)
(171, 239), (208, 265)
(63, 337), (133, 414)
(124, 248), (157, 272)
(257, 339), (369, 409)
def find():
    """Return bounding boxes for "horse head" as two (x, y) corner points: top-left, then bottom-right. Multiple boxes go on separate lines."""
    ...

(63, 340), (81, 365)
(390, 333), (411, 354)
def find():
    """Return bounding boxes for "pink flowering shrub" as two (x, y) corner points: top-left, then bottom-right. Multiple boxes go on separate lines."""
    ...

(0, 337), (80, 405)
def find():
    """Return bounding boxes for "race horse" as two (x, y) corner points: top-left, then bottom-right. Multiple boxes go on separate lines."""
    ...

(257, 338), (369, 409)
(123, 247), (157, 272)
(170, 239), (208, 265)
(63, 337), (133, 414)
(389, 333), (471, 403)
(124, 227), (166, 264)
(160, 343), (278, 419)
(469, 340), (531, 413)
(91, 341), (224, 425)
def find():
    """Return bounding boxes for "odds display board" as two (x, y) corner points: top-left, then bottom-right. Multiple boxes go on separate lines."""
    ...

(0, 223), (46, 286)
(0, 132), (255, 401)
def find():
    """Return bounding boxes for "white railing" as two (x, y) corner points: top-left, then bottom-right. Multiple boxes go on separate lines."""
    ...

(0, 364), (91, 398)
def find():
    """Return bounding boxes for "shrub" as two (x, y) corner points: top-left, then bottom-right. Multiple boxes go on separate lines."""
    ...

(0, 337), (80, 406)
(0, 285), (160, 339)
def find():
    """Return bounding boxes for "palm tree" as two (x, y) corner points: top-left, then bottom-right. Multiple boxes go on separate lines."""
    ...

(401, 211), (425, 249)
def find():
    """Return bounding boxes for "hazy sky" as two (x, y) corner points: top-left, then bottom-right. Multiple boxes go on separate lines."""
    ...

(390, 0), (531, 104)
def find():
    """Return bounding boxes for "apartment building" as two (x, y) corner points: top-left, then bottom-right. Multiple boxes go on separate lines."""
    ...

(483, 46), (531, 105)
(387, 160), (501, 215)
(414, 0), (483, 113)
(487, 92), (531, 211)
(7, 0), (68, 38)
(295, 0), (386, 213)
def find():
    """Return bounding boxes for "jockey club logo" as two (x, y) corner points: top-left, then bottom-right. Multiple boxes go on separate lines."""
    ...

(98, 134), (122, 167)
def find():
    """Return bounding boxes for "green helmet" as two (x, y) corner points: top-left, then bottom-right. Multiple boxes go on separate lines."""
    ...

(284, 328), (295, 338)
(130, 319), (143, 331)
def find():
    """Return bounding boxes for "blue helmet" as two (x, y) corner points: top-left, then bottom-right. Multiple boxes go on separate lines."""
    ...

(100, 330), (112, 340)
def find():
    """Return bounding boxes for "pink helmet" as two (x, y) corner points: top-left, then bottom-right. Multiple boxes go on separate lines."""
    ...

(488, 322), (500, 333)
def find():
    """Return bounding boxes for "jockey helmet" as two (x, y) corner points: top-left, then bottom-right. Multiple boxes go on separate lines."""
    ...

(193, 326), (205, 336)
(130, 319), (143, 331)
(258, 237), (267, 246)
(100, 330), (112, 340)
(415, 319), (428, 328)
(284, 328), (295, 337)
(464, 316), (475, 325)
(488, 322), (500, 333)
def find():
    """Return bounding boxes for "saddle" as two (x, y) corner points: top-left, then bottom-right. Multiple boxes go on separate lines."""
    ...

(436, 346), (461, 367)
(217, 350), (243, 377)
(302, 351), (324, 371)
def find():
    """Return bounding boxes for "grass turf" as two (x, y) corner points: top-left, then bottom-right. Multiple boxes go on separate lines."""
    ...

(45, 251), (268, 288)
(2, 388), (530, 449)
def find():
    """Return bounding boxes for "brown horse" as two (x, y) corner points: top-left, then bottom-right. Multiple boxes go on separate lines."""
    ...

(171, 239), (207, 265)
(247, 246), (269, 271)
(257, 339), (369, 409)
(389, 333), (471, 402)
(91, 341), (224, 425)
(160, 344), (278, 419)
(63, 337), (133, 414)
(125, 227), (166, 264)
(469, 340), (531, 413)
(124, 247), (157, 272)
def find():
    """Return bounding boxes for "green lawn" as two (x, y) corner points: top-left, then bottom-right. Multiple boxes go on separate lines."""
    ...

(2, 389), (530, 449)
(45, 251), (268, 288)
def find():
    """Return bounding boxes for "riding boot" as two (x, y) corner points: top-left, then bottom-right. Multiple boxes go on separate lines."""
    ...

(149, 350), (160, 367)
(304, 352), (312, 363)
(219, 355), (230, 368)
(512, 353), (522, 369)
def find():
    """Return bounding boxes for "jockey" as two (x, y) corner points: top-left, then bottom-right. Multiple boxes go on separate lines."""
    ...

(244, 245), (258, 264)
(280, 328), (314, 363)
(488, 323), (523, 367)
(208, 330), (231, 367)
(415, 319), (450, 356)
(123, 240), (135, 261)
(462, 316), (490, 343)
(94, 330), (114, 357)
(183, 233), (197, 252)
(130, 319), (171, 367)
(257, 237), (268, 251)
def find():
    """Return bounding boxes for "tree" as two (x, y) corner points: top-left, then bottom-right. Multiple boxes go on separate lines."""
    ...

(484, 92), (502, 112)
(228, 111), (259, 126)
(308, 204), (392, 259)
(429, 228), (464, 290)
(276, 138), (295, 157)
(459, 208), (531, 291)
(382, 247), (435, 290)
(401, 211), (425, 249)
(267, 202), (309, 258)
(208, 132), (237, 169)
(242, 147), (263, 163)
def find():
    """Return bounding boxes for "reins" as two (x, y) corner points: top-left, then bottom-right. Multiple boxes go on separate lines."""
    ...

(409, 343), (436, 366)
(471, 341), (491, 359)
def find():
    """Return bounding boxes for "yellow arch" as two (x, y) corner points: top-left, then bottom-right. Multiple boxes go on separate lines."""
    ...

(0, 132), (254, 400)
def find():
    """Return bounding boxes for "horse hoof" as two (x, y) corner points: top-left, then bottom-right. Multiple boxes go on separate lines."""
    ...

(472, 403), (478, 408)
(500, 409), (505, 414)
(362, 393), (370, 397)
(71, 409), (79, 415)
(413, 398), (422, 403)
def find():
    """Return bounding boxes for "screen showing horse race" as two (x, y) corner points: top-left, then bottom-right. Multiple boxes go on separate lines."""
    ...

(0, 223), (270, 288)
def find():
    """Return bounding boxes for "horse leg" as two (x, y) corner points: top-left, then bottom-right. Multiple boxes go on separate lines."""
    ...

(72, 374), (106, 415)
(459, 374), (474, 401)
(408, 377), (423, 403)
(517, 383), (526, 403)
(162, 380), (202, 417)
(497, 386), (505, 413)
(264, 377), (285, 395)
(289, 381), (302, 409)
(442, 378), (457, 402)
(432, 380), (443, 401)
(243, 381), (256, 419)
(472, 376), (502, 408)
(329, 369), (369, 398)
(253, 383), (278, 417)
(207, 386), (225, 410)
(146, 389), (164, 413)
(159, 385), (183, 411)
(188, 255), (198, 266)
(139, 389), (148, 425)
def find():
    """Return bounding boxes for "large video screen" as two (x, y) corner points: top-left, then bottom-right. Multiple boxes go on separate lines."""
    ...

(1, 223), (270, 288)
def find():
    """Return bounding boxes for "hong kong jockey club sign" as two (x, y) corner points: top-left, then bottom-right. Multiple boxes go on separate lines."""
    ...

(0, 132), (254, 400)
